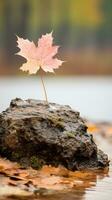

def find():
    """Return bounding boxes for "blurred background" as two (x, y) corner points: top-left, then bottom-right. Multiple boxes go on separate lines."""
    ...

(0, 0), (112, 121)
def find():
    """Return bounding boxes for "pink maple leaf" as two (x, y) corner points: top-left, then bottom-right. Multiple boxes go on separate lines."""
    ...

(16, 32), (64, 74)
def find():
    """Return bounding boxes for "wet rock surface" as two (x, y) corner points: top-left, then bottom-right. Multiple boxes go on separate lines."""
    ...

(0, 98), (109, 170)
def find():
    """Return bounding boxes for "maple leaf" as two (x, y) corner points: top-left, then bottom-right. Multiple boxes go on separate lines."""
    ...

(16, 32), (63, 74)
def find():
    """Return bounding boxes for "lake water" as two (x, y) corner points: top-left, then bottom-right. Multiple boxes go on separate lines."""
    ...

(0, 76), (112, 200)
(0, 76), (112, 122)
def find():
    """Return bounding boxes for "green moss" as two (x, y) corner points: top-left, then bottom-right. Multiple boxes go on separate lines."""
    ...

(12, 151), (22, 159)
(57, 121), (64, 127)
(1, 146), (7, 152)
(49, 117), (64, 130)
(66, 131), (75, 138)
(30, 156), (43, 169)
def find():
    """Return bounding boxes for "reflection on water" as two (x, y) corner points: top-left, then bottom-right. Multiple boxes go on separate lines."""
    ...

(43, 168), (111, 200)
(53, 134), (112, 200)
(0, 160), (111, 200)
(0, 76), (112, 121)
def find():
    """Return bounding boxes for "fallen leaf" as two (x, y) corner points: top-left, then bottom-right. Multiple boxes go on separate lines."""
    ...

(86, 122), (99, 133)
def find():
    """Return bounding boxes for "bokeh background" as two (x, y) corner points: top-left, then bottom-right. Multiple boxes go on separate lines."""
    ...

(0, 0), (112, 121)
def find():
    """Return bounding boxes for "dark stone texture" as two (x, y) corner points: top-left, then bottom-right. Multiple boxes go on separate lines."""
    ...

(0, 98), (109, 170)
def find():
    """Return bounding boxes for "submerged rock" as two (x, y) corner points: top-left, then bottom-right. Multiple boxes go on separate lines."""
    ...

(0, 98), (109, 170)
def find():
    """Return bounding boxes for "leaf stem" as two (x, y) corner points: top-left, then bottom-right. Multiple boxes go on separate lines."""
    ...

(40, 74), (48, 104)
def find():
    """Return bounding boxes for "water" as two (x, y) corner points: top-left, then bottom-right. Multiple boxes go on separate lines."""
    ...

(0, 76), (112, 199)
(0, 76), (112, 121)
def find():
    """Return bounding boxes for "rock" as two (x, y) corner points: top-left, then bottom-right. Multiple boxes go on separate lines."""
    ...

(0, 98), (109, 170)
